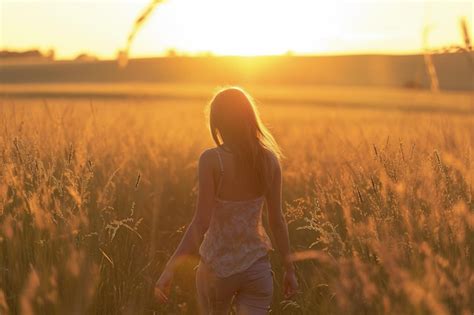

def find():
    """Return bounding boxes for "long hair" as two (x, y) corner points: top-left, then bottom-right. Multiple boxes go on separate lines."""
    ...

(207, 87), (282, 193)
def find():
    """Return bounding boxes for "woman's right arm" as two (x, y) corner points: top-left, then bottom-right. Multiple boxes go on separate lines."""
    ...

(265, 156), (299, 298)
(154, 150), (216, 302)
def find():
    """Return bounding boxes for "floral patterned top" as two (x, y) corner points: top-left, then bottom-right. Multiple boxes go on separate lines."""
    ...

(198, 148), (274, 278)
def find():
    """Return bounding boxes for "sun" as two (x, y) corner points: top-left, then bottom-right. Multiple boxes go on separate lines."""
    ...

(129, 0), (341, 56)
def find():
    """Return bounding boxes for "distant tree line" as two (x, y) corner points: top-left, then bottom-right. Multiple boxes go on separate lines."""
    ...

(0, 49), (55, 60)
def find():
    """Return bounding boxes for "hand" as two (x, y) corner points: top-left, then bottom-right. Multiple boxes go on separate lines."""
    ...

(283, 269), (299, 299)
(154, 267), (174, 303)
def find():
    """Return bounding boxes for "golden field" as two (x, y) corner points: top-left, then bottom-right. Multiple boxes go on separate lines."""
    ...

(0, 87), (472, 314)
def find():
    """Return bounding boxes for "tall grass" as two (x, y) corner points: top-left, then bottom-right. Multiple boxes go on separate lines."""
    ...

(0, 97), (472, 314)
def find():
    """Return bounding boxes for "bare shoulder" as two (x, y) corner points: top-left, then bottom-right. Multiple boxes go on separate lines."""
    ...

(198, 148), (218, 169)
(264, 149), (281, 175)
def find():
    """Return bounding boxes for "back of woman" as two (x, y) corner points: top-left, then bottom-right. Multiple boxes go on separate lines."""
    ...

(213, 144), (268, 201)
(155, 87), (299, 315)
(197, 144), (274, 276)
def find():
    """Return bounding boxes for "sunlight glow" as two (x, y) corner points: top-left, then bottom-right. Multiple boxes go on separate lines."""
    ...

(1, 0), (472, 58)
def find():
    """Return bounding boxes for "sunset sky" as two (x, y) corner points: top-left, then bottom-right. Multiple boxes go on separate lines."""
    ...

(1, 0), (472, 59)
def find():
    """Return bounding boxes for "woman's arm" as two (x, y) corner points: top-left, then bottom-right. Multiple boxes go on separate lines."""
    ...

(155, 150), (216, 302)
(265, 156), (299, 298)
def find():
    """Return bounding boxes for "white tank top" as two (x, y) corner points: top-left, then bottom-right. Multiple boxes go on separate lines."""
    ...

(198, 148), (274, 278)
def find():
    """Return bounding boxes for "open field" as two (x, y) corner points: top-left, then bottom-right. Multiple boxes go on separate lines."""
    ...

(1, 83), (472, 114)
(1, 53), (473, 91)
(0, 88), (472, 314)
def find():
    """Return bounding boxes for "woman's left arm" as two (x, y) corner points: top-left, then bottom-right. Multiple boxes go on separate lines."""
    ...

(154, 150), (216, 302)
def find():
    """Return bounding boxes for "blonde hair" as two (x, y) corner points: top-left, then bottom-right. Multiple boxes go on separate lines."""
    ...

(207, 87), (282, 193)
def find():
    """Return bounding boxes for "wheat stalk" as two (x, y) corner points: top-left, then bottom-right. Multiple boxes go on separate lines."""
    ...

(118, 0), (166, 67)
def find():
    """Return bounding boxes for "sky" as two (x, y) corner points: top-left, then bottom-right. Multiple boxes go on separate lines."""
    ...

(1, 0), (472, 59)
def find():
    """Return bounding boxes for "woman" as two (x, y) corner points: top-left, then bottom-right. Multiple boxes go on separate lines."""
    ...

(155, 87), (299, 314)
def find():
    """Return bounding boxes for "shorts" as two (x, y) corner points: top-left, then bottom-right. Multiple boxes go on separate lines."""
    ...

(195, 254), (274, 315)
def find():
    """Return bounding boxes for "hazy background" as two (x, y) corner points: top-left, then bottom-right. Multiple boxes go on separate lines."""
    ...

(1, 0), (472, 58)
(1, 1), (473, 315)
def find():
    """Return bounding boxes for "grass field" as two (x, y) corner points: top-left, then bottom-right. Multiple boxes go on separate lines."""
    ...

(0, 87), (472, 314)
